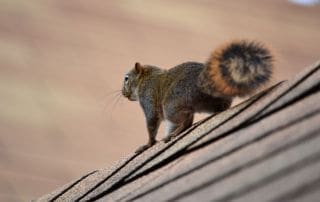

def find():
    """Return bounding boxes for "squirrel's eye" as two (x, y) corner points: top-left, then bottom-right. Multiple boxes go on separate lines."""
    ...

(124, 75), (129, 83)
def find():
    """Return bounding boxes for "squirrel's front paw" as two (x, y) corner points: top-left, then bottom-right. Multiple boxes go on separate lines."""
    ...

(135, 142), (155, 154)
(135, 144), (150, 153)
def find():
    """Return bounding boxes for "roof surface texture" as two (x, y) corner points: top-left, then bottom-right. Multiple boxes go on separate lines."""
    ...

(38, 61), (320, 202)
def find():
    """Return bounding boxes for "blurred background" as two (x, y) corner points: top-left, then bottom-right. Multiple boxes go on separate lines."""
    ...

(0, 0), (319, 201)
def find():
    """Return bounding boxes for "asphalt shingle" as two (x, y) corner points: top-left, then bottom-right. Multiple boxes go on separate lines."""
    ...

(37, 61), (320, 202)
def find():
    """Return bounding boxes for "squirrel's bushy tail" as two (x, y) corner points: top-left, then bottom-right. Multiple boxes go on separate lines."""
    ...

(198, 40), (273, 97)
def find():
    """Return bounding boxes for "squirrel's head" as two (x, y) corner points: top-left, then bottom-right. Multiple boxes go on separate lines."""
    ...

(122, 62), (145, 101)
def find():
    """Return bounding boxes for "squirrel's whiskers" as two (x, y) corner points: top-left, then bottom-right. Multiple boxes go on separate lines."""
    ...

(100, 89), (122, 101)
(101, 90), (123, 121)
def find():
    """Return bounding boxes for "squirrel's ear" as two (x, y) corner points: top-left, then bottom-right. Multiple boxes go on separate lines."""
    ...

(135, 62), (144, 74)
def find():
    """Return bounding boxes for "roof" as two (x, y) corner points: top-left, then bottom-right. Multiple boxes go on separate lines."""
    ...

(37, 61), (320, 202)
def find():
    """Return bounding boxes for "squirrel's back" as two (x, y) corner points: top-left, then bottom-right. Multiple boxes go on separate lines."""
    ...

(163, 62), (232, 113)
(164, 62), (204, 100)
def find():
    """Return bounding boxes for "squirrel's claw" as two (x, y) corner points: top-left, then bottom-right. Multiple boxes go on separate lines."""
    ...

(135, 141), (156, 153)
(163, 136), (171, 143)
(135, 144), (150, 153)
(163, 134), (176, 143)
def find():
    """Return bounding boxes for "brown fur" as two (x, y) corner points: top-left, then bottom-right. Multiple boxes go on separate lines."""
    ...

(199, 40), (273, 97)
(122, 40), (273, 153)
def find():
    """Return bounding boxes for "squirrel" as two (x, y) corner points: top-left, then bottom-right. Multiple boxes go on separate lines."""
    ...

(122, 40), (273, 153)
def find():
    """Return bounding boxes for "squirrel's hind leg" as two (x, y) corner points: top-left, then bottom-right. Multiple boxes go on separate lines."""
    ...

(163, 111), (194, 143)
